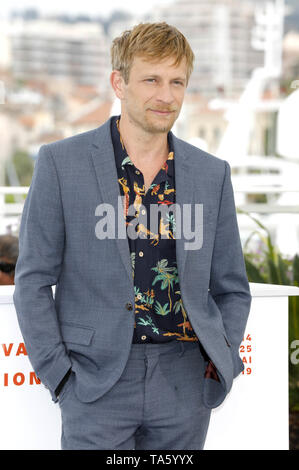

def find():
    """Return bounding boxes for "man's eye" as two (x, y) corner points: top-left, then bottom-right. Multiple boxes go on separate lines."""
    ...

(146, 78), (156, 83)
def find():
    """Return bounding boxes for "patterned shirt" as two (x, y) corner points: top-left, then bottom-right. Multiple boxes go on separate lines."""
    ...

(111, 116), (198, 344)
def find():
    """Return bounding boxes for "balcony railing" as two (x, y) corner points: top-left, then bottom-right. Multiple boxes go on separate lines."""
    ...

(0, 185), (299, 217)
(0, 187), (28, 216)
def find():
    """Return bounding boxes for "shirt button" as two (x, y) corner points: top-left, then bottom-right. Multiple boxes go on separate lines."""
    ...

(141, 335), (147, 341)
(135, 170), (140, 175)
(126, 302), (133, 311)
(141, 209), (146, 215)
(139, 251), (144, 257)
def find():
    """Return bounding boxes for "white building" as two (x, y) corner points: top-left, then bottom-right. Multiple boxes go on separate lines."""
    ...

(9, 19), (109, 88)
(150, 0), (265, 96)
(0, 21), (11, 69)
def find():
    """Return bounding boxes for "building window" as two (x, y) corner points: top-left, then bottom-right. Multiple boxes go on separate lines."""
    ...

(198, 127), (206, 139)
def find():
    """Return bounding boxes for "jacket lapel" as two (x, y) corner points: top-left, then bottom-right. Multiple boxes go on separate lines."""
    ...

(90, 119), (134, 285)
(171, 133), (194, 284)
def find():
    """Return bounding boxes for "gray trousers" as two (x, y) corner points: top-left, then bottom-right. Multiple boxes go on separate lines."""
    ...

(58, 341), (212, 450)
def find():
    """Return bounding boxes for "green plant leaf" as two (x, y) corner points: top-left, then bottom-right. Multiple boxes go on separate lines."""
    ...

(244, 257), (266, 283)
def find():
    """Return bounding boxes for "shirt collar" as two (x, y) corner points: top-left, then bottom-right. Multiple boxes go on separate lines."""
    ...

(110, 115), (174, 178)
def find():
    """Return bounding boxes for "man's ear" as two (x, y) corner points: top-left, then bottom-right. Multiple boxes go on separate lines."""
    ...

(110, 70), (125, 100)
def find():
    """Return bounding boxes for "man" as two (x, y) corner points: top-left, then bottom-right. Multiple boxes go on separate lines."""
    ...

(13, 22), (252, 450)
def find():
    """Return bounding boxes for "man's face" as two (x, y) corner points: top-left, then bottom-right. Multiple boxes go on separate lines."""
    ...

(117, 55), (187, 135)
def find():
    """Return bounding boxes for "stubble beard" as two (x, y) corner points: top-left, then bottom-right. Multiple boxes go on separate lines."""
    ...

(127, 106), (179, 135)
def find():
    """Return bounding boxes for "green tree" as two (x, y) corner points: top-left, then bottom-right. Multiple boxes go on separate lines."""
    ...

(151, 259), (179, 311)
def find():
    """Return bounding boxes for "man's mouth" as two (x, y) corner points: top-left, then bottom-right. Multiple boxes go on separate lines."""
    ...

(150, 109), (174, 115)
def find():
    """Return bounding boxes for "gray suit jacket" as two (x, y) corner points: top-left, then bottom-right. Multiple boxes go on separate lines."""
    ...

(13, 116), (252, 409)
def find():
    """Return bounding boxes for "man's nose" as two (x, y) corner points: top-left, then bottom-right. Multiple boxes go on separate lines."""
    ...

(155, 84), (174, 104)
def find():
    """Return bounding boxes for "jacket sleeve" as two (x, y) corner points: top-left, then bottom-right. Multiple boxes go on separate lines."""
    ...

(13, 144), (72, 397)
(209, 160), (252, 377)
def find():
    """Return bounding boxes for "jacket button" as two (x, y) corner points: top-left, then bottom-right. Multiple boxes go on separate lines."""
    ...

(126, 302), (133, 311)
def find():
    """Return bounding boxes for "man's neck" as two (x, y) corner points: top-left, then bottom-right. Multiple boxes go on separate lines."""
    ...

(118, 115), (169, 169)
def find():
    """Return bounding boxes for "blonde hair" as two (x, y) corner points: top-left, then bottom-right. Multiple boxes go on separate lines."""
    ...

(111, 22), (194, 85)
